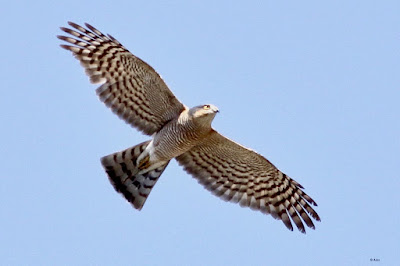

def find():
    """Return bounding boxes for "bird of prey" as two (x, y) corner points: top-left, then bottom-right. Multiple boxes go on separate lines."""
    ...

(58, 22), (320, 233)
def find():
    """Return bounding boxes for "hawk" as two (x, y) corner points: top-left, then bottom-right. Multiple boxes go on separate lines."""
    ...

(58, 22), (320, 233)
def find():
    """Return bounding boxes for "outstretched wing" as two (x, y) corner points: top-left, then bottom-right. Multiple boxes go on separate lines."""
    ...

(176, 130), (320, 233)
(58, 22), (186, 135)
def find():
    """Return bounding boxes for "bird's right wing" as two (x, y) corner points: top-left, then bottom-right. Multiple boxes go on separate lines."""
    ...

(176, 130), (320, 233)
(58, 22), (186, 135)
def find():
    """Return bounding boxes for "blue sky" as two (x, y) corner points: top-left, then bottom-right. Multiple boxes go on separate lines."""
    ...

(1, 1), (399, 265)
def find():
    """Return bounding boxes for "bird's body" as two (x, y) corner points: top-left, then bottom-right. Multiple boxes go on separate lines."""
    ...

(58, 22), (320, 233)
(150, 105), (218, 162)
(101, 104), (218, 210)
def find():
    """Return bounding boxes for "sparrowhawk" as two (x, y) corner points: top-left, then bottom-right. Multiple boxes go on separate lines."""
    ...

(58, 22), (320, 233)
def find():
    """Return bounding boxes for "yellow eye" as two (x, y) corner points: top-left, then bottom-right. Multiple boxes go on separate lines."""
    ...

(203, 105), (211, 110)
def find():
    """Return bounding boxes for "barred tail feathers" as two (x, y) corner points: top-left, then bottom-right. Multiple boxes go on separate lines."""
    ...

(101, 141), (169, 210)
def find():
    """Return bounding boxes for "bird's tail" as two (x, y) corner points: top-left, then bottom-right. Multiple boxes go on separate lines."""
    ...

(101, 141), (169, 210)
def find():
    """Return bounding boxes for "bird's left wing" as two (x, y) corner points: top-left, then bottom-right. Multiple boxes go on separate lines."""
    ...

(58, 22), (186, 135)
(176, 130), (320, 233)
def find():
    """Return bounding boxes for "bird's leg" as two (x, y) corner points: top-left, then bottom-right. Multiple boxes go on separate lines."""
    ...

(137, 155), (151, 170)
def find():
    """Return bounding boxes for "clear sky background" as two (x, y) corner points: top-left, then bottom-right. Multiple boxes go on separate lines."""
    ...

(1, 1), (399, 265)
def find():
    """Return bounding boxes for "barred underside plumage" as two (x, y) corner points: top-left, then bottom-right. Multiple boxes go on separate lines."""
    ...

(58, 22), (186, 135)
(59, 22), (320, 234)
(176, 130), (320, 233)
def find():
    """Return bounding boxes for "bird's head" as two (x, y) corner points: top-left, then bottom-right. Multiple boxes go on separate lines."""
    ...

(188, 104), (219, 126)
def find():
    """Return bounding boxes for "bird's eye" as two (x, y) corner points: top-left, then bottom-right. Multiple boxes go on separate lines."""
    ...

(203, 105), (211, 110)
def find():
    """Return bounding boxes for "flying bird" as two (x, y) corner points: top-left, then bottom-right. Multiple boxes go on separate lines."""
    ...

(58, 22), (320, 233)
